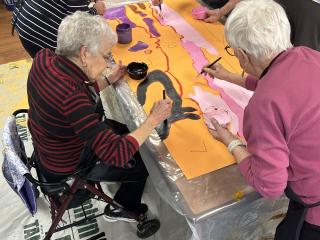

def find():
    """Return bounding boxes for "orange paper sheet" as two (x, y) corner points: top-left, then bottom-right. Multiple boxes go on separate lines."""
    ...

(107, 0), (243, 179)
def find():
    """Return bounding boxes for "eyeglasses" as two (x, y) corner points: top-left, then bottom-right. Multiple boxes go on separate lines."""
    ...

(224, 45), (235, 56)
(102, 52), (114, 64)
(224, 45), (246, 77)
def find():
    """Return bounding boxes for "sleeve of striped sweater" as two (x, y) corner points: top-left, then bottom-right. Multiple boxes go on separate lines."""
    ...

(65, 0), (97, 15)
(62, 90), (139, 167)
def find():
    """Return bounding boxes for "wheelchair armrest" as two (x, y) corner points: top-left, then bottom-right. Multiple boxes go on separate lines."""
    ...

(24, 173), (69, 195)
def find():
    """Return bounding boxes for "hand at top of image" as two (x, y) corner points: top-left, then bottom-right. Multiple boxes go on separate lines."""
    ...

(203, 9), (222, 23)
(94, 0), (106, 16)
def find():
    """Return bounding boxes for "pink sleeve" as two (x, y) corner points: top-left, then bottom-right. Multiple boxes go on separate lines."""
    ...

(239, 97), (289, 199)
(245, 75), (258, 91)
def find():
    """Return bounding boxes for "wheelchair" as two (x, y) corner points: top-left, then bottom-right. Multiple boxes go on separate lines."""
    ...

(2, 109), (160, 239)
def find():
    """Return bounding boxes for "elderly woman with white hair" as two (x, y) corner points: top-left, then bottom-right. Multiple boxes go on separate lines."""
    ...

(203, 0), (320, 239)
(27, 11), (172, 222)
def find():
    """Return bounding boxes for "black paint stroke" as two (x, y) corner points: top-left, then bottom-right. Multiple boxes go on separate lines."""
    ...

(137, 70), (200, 139)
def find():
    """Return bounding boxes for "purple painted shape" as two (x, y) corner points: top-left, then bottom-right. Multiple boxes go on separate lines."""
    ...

(143, 18), (160, 37)
(182, 40), (246, 136)
(104, 6), (136, 28)
(129, 41), (149, 52)
(140, 13), (147, 17)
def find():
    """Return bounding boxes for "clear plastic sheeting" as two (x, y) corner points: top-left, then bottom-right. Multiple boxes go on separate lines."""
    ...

(99, 79), (289, 239)
(186, 197), (289, 240)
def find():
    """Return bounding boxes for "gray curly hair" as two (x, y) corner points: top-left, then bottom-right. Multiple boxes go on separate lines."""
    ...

(225, 0), (292, 65)
(56, 11), (117, 57)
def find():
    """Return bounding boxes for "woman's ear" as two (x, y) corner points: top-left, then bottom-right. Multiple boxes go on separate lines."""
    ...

(237, 48), (250, 68)
(79, 46), (88, 67)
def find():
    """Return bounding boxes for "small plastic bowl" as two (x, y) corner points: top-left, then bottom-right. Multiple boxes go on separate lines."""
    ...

(192, 6), (208, 20)
(127, 62), (148, 80)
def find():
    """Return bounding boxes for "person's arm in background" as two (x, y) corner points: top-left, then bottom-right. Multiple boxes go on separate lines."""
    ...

(65, 0), (106, 16)
(204, 0), (240, 23)
(203, 63), (259, 91)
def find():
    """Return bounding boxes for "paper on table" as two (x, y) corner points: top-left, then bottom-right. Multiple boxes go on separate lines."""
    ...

(108, 1), (242, 179)
(190, 86), (239, 134)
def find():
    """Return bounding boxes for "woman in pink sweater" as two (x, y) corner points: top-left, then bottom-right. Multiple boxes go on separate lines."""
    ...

(203, 0), (320, 239)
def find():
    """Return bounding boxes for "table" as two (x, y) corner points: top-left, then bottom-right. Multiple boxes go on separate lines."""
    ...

(101, 0), (289, 239)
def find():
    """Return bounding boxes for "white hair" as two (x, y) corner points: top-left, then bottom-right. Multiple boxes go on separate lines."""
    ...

(56, 11), (117, 57)
(225, 0), (292, 64)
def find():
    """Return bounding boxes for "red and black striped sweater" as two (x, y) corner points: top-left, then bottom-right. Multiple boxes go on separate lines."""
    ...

(27, 49), (139, 173)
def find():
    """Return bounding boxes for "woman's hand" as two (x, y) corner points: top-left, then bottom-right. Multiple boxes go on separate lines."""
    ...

(207, 118), (237, 146)
(203, 63), (247, 87)
(208, 118), (250, 163)
(204, 9), (222, 23)
(94, 0), (106, 16)
(151, 0), (163, 6)
(203, 63), (232, 81)
(107, 61), (126, 84)
(148, 99), (172, 127)
(129, 99), (171, 145)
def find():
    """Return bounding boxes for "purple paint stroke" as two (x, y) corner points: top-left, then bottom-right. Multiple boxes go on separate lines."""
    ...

(127, 5), (147, 17)
(104, 6), (136, 28)
(181, 40), (245, 136)
(129, 41), (149, 52)
(137, 3), (146, 10)
(143, 18), (160, 37)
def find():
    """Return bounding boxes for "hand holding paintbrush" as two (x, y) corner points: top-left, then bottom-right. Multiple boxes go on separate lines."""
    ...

(163, 90), (168, 126)
(194, 57), (222, 80)
(200, 58), (246, 86)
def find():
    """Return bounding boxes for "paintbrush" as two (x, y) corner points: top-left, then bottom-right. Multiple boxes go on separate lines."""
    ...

(163, 89), (168, 126)
(193, 57), (222, 80)
(158, 3), (163, 18)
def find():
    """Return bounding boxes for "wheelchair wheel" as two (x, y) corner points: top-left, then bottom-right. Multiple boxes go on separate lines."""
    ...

(136, 219), (160, 239)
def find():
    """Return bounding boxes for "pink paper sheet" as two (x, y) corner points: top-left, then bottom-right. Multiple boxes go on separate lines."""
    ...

(153, 4), (218, 55)
(181, 40), (251, 136)
(208, 78), (253, 110)
(190, 86), (239, 134)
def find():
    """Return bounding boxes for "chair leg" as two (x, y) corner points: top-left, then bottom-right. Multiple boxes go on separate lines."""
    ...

(43, 193), (75, 240)
(84, 183), (145, 222)
(44, 176), (81, 240)
(49, 197), (58, 221)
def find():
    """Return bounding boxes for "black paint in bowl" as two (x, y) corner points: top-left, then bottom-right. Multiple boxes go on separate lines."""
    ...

(127, 62), (148, 80)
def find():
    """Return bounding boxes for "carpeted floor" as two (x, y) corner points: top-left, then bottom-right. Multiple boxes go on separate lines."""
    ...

(0, 59), (31, 132)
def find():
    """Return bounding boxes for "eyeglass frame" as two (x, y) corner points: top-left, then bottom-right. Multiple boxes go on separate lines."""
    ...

(224, 45), (246, 77)
(101, 52), (114, 64)
(224, 45), (235, 56)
